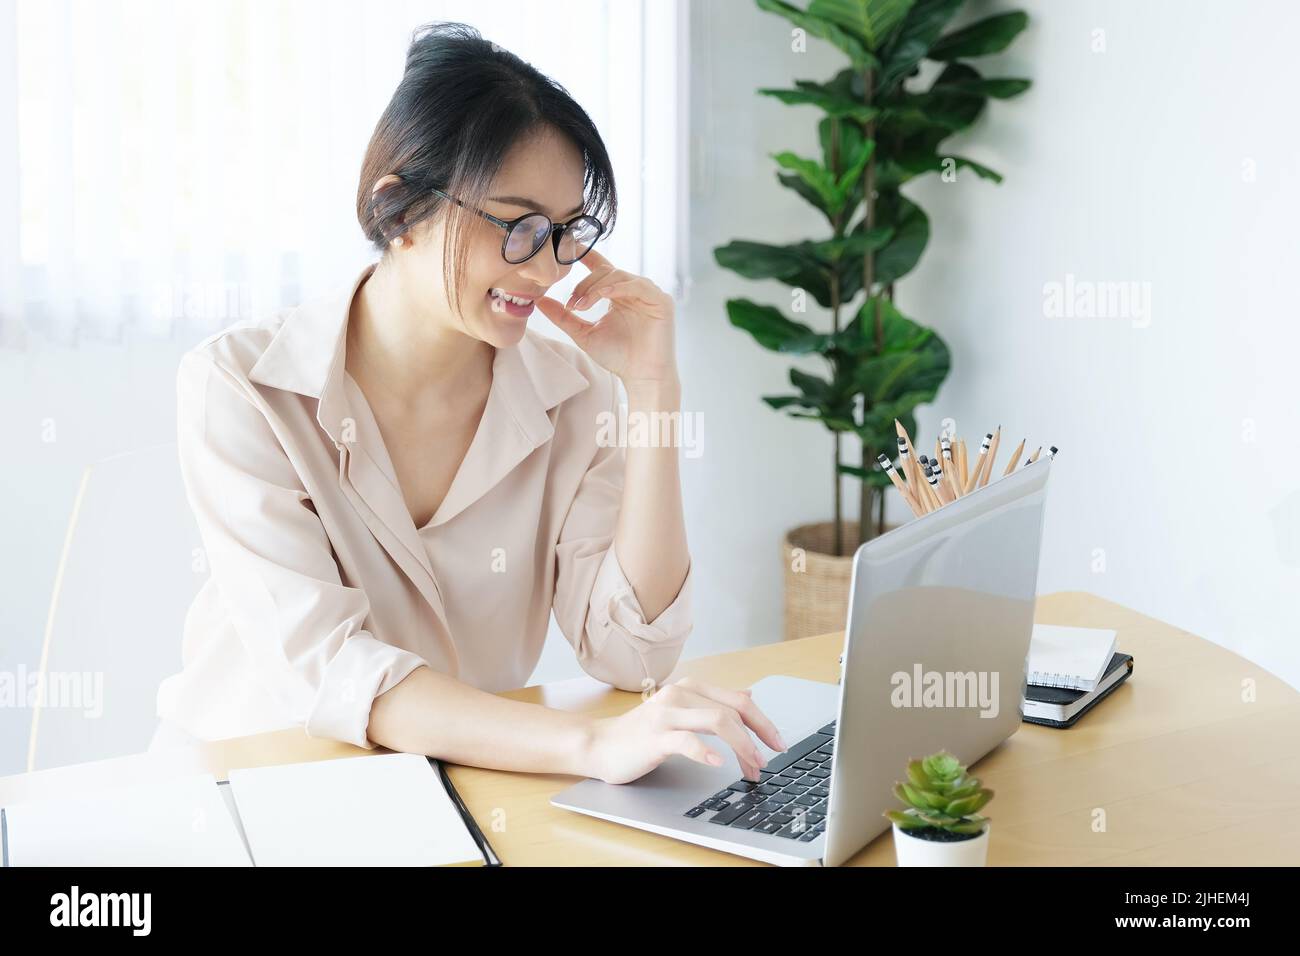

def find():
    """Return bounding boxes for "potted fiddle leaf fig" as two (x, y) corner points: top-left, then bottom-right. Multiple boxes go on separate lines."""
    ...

(716, 0), (1031, 639)
(886, 750), (993, 866)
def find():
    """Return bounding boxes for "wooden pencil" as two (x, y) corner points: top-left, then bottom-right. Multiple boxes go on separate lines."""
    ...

(965, 432), (991, 494)
(877, 453), (922, 517)
(939, 436), (959, 500)
(978, 426), (1001, 488)
(1003, 438), (1026, 477)
(894, 420), (922, 491)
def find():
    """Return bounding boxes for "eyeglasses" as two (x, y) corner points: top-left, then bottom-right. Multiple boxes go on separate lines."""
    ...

(430, 187), (605, 265)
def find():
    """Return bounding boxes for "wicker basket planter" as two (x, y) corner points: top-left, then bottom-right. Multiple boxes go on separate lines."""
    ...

(781, 520), (895, 641)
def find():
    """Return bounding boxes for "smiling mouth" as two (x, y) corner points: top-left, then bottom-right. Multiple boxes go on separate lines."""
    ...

(488, 288), (537, 307)
(486, 287), (539, 320)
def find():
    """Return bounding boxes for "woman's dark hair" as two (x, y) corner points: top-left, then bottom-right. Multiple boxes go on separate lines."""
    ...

(357, 21), (618, 314)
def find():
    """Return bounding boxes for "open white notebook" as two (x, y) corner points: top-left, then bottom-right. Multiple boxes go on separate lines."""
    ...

(2, 772), (251, 866)
(1026, 625), (1119, 692)
(228, 752), (484, 867)
(3, 754), (487, 867)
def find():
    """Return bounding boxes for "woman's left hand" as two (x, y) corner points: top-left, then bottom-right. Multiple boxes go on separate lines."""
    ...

(535, 249), (679, 389)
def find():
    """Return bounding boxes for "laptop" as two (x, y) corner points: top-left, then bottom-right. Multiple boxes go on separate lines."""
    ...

(551, 458), (1053, 866)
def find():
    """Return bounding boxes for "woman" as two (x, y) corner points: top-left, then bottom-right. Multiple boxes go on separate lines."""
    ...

(153, 22), (785, 784)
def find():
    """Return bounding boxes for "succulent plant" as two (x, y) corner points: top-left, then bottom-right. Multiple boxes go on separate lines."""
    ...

(884, 750), (992, 836)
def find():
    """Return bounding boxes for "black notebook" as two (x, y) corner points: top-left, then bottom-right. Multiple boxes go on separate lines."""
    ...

(1022, 653), (1134, 728)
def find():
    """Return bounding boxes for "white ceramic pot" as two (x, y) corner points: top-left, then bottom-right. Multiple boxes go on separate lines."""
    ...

(892, 823), (990, 867)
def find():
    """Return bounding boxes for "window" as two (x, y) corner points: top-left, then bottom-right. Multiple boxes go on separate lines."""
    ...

(0, 0), (688, 346)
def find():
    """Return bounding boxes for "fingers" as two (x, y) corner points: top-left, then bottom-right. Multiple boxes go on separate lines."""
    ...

(660, 705), (765, 780)
(535, 296), (595, 342)
(570, 277), (663, 312)
(671, 677), (788, 753)
(567, 274), (623, 311)
(576, 246), (614, 274)
(664, 730), (724, 769)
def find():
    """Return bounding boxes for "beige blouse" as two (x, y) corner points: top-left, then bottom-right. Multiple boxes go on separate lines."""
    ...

(156, 262), (693, 749)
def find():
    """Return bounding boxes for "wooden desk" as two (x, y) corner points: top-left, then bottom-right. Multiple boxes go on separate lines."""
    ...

(3, 592), (1298, 865)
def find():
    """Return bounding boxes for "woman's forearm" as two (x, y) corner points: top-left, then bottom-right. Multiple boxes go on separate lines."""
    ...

(366, 665), (596, 775)
(614, 377), (691, 620)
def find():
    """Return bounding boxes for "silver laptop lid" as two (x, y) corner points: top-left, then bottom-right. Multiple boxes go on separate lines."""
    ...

(822, 459), (1052, 867)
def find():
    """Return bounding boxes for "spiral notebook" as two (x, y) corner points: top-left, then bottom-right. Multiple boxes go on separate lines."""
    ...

(1026, 625), (1118, 692)
(1023, 653), (1134, 728)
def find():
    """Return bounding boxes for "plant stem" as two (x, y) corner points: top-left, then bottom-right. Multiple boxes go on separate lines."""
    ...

(859, 65), (878, 546)
(830, 118), (844, 557)
(877, 482), (886, 537)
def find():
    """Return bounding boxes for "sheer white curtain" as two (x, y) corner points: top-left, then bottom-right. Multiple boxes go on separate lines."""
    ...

(0, 0), (689, 348)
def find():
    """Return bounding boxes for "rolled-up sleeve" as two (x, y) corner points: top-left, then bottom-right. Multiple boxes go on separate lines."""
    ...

(552, 372), (694, 692)
(176, 351), (428, 749)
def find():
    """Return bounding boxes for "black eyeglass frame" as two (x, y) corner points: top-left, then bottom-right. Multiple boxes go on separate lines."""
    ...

(429, 186), (605, 265)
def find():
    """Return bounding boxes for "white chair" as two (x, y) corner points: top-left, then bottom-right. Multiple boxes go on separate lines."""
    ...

(27, 443), (207, 771)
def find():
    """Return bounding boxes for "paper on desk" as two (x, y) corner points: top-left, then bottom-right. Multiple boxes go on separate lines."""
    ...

(3, 772), (251, 866)
(1027, 624), (1118, 692)
(227, 752), (482, 867)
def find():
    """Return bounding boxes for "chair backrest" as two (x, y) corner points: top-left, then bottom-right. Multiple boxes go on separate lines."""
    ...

(28, 443), (207, 771)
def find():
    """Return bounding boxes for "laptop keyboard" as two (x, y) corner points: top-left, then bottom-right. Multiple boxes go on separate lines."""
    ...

(682, 721), (836, 842)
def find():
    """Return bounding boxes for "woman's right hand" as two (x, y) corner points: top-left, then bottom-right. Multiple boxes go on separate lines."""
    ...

(582, 677), (790, 785)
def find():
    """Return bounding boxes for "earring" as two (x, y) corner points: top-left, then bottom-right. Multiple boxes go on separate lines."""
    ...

(392, 235), (406, 248)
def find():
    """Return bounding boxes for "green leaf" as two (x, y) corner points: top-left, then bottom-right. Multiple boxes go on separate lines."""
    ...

(834, 137), (876, 196)
(923, 751), (962, 781)
(726, 299), (815, 351)
(763, 394), (819, 411)
(860, 391), (942, 439)
(756, 0), (881, 68)
(824, 417), (859, 432)
(778, 331), (835, 355)
(945, 790), (993, 817)
(877, 0), (963, 91)
(942, 155), (1002, 182)
(714, 239), (823, 282)
(771, 150), (840, 211)
(901, 782), (949, 811)
(771, 140), (872, 220)
(777, 171), (835, 222)
(885, 149), (1004, 185)
(807, 0), (916, 51)
(820, 110), (867, 173)
(933, 77), (1031, 98)
(945, 777), (984, 800)
(929, 11), (1029, 60)
(905, 759), (930, 789)
(872, 193), (930, 285)
(759, 86), (881, 124)
(809, 227), (894, 262)
(879, 64), (992, 142)
(885, 809), (931, 829)
(850, 299), (949, 409)
(790, 367), (833, 401)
